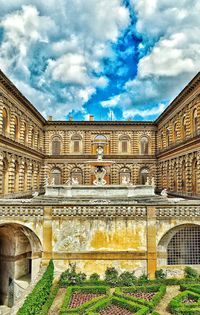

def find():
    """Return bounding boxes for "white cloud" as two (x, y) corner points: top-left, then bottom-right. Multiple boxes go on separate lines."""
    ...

(123, 103), (167, 119)
(101, 95), (121, 107)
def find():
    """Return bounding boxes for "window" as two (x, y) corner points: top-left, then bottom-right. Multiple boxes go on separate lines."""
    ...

(167, 226), (200, 265)
(71, 135), (82, 153)
(119, 135), (129, 154)
(51, 168), (61, 185)
(140, 168), (149, 185)
(52, 136), (61, 155)
(94, 135), (107, 143)
(140, 137), (149, 155)
(2, 108), (8, 136)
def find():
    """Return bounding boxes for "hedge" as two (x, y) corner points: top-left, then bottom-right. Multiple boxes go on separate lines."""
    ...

(169, 290), (200, 314)
(151, 312), (161, 315)
(180, 284), (200, 295)
(59, 286), (109, 314)
(17, 260), (54, 315)
(114, 285), (166, 311)
(38, 283), (59, 315)
(85, 296), (149, 315)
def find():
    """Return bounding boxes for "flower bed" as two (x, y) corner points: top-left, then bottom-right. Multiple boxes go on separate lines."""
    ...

(114, 285), (166, 311)
(169, 290), (200, 314)
(85, 296), (149, 315)
(59, 286), (109, 314)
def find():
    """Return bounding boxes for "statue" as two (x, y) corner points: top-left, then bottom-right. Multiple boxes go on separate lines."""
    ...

(96, 145), (104, 161)
(51, 178), (55, 185)
(145, 176), (150, 185)
(161, 189), (168, 197)
(72, 177), (79, 185)
(151, 177), (155, 187)
(32, 191), (39, 197)
(122, 176), (130, 185)
(93, 166), (107, 186)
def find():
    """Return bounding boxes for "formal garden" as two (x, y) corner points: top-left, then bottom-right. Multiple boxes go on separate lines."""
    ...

(17, 261), (200, 315)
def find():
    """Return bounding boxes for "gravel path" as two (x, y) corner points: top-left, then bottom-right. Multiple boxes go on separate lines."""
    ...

(155, 286), (180, 315)
(48, 288), (66, 315)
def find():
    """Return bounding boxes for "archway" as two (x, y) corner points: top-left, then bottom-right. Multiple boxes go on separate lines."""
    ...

(158, 224), (200, 266)
(0, 223), (42, 307)
(140, 167), (149, 185)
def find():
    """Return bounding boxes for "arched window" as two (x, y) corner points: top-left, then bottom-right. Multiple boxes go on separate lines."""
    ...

(52, 136), (61, 155)
(174, 123), (178, 142)
(51, 168), (62, 185)
(182, 116), (187, 139)
(119, 135), (130, 154)
(119, 167), (131, 184)
(93, 135), (108, 155)
(140, 137), (149, 155)
(192, 158), (197, 195)
(167, 226), (200, 265)
(140, 167), (149, 185)
(13, 116), (19, 141)
(2, 108), (9, 136)
(94, 135), (107, 143)
(71, 167), (83, 184)
(71, 134), (82, 153)
(192, 109), (198, 135)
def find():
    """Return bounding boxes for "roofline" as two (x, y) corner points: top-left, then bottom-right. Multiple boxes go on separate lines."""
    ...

(46, 120), (155, 126)
(155, 71), (200, 124)
(0, 69), (46, 125)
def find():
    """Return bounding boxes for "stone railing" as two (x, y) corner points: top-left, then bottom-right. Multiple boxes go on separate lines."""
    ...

(53, 205), (147, 217)
(0, 206), (43, 217)
(156, 206), (200, 217)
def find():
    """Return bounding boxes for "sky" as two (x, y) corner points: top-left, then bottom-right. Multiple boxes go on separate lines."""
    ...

(0, 0), (199, 121)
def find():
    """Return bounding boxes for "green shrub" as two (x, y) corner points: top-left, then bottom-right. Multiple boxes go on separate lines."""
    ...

(169, 290), (200, 314)
(151, 312), (160, 315)
(17, 260), (54, 315)
(104, 267), (118, 286)
(184, 267), (199, 279)
(60, 263), (87, 286)
(180, 284), (200, 295)
(118, 271), (137, 286)
(38, 284), (59, 315)
(155, 269), (166, 280)
(89, 273), (100, 282)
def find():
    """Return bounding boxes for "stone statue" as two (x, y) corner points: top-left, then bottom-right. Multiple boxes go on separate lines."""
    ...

(51, 178), (55, 185)
(96, 145), (104, 161)
(145, 176), (150, 185)
(161, 188), (168, 197)
(32, 191), (39, 197)
(72, 177), (79, 185)
(93, 166), (107, 186)
(151, 177), (155, 187)
(122, 175), (130, 185)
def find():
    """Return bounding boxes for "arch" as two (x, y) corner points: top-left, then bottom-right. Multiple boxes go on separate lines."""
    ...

(140, 136), (149, 155)
(119, 167), (131, 184)
(0, 223), (42, 306)
(192, 108), (198, 135)
(119, 135), (130, 154)
(13, 116), (19, 142)
(2, 108), (9, 136)
(139, 167), (149, 185)
(71, 134), (82, 153)
(94, 135), (107, 142)
(192, 158), (197, 195)
(51, 167), (62, 185)
(52, 136), (61, 155)
(70, 167), (83, 184)
(158, 224), (200, 266)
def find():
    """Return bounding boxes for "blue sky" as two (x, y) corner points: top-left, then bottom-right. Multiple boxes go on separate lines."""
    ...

(0, 0), (199, 121)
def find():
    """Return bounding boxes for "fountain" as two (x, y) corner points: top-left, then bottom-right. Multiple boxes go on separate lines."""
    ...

(44, 141), (155, 198)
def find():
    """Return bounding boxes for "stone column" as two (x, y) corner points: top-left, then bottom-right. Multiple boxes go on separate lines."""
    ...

(147, 206), (157, 279)
(42, 206), (53, 265)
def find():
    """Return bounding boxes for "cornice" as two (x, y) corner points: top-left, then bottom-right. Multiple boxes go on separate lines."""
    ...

(46, 120), (155, 126)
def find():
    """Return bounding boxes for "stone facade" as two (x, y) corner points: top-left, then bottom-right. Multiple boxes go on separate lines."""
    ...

(0, 70), (200, 308)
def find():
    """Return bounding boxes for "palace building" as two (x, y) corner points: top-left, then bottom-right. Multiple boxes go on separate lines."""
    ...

(0, 70), (200, 309)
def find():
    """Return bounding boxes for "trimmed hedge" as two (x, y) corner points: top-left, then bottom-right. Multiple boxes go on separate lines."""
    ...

(85, 296), (149, 315)
(114, 285), (166, 311)
(180, 284), (200, 295)
(38, 283), (59, 315)
(151, 312), (161, 315)
(17, 260), (54, 315)
(169, 290), (200, 314)
(59, 286), (109, 314)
